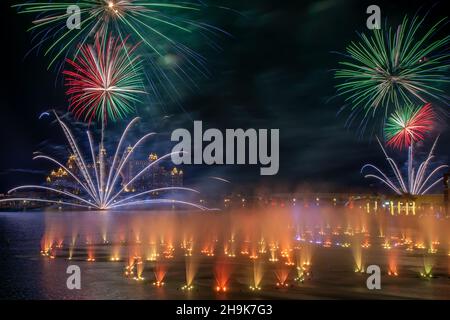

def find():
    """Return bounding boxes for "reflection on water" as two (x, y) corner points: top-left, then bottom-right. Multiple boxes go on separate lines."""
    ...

(0, 207), (449, 299)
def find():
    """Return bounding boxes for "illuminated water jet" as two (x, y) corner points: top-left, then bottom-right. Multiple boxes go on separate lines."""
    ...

(249, 259), (264, 291)
(183, 256), (197, 291)
(387, 250), (399, 276)
(352, 236), (364, 273)
(420, 255), (434, 279)
(214, 259), (232, 293)
(274, 264), (290, 287)
(153, 262), (167, 287)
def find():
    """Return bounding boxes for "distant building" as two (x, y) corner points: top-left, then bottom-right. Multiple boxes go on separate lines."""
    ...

(216, 192), (447, 215)
(45, 150), (183, 195)
(119, 151), (184, 192)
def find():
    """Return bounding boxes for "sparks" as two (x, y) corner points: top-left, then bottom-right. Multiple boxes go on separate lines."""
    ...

(63, 36), (145, 125)
(361, 137), (448, 195)
(0, 114), (209, 211)
(335, 15), (450, 132)
(384, 103), (435, 150)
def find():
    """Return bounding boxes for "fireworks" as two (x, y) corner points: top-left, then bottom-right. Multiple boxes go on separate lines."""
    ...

(0, 114), (208, 211)
(14, 0), (227, 102)
(335, 15), (450, 129)
(384, 103), (435, 150)
(15, 1), (210, 64)
(361, 138), (448, 195)
(64, 36), (145, 124)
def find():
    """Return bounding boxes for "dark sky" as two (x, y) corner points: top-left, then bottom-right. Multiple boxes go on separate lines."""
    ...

(0, 0), (448, 194)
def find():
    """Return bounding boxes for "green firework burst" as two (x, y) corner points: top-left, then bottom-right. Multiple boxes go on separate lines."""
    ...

(63, 36), (146, 124)
(14, 1), (228, 103)
(15, 1), (206, 65)
(335, 15), (450, 130)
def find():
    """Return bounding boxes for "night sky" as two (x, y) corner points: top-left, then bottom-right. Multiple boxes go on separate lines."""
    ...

(0, 0), (448, 194)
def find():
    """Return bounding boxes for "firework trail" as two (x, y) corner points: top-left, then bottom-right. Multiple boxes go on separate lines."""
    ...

(361, 137), (448, 195)
(14, 0), (229, 103)
(208, 176), (231, 183)
(63, 36), (146, 197)
(0, 114), (209, 211)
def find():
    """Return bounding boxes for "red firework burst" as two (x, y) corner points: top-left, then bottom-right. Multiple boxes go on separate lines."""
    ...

(385, 103), (435, 150)
(63, 36), (145, 125)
